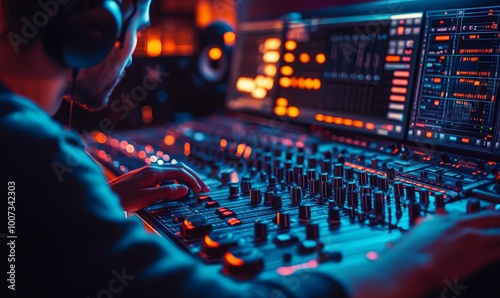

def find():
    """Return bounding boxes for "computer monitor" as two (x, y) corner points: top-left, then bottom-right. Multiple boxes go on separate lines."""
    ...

(408, 5), (500, 155)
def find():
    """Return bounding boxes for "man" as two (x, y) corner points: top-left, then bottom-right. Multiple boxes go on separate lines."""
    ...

(1, 1), (500, 297)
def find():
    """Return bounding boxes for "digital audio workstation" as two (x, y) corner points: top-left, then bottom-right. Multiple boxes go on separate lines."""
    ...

(84, 1), (500, 296)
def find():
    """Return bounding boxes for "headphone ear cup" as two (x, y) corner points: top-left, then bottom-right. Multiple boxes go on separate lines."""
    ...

(45, 0), (123, 69)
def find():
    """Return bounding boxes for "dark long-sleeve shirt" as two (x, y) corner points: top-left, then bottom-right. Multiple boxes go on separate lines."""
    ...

(0, 81), (348, 298)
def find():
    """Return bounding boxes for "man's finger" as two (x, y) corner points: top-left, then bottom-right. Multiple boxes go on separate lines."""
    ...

(149, 167), (202, 192)
(457, 212), (500, 229)
(174, 162), (210, 192)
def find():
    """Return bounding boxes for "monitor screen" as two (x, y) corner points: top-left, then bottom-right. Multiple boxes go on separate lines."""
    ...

(408, 6), (500, 154)
(272, 12), (423, 139)
(226, 20), (284, 115)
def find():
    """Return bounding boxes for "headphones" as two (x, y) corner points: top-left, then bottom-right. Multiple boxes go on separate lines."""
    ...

(42, 0), (123, 69)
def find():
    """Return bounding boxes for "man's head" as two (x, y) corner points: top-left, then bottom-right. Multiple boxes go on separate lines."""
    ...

(0, 0), (151, 113)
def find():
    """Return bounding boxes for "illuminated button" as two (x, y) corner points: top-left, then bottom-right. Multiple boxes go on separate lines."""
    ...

(205, 200), (220, 208)
(227, 218), (242, 226)
(220, 210), (237, 219)
(222, 247), (264, 278)
(201, 233), (237, 259)
(215, 207), (229, 215)
(197, 195), (212, 203)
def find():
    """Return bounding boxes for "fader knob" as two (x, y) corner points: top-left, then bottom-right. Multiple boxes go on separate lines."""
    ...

(408, 203), (421, 226)
(290, 186), (302, 205)
(298, 204), (311, 221)
(276, 212), (291, 229)
(321, 181), (333, 198)
(419, 189), (429, 205)
(334, 163), (344, 177)
(254, 220), (269, 240)
(271, 194), (283, 208)
(201, 232), (238, 259)
(361, 194), (372, 212)
(358, 171), (368, 185)
(379, 177), (389, 191)
(229, 184), (239, 198)
(264, 191), (274, 205)
(180, 215), (213, 237)
(345, 167), (354, 181)
(250, 188), (262, 204)
(306, 223), (320, 240)
(328, 207), (341, 225)
(240, 179), (252, 195)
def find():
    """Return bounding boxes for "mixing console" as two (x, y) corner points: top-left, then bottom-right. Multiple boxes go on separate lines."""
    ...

(84, 117), (499, 283)
(83, 1), (500, 295)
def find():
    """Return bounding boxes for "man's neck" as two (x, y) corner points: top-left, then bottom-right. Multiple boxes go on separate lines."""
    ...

(0, 40), (69, 115)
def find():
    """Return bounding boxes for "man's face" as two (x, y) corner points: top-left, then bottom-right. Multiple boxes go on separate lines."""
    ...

(67, 0), (151, 111)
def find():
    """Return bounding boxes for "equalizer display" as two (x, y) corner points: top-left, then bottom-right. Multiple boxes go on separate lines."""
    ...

(274, 13), (423, 139)
(409, 6), (500, 154)
(226, 20), (284, 115)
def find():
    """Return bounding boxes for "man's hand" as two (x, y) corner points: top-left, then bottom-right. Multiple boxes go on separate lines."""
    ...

(108, 163), (210, 212)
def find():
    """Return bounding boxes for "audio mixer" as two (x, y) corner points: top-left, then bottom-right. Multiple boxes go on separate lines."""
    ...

(84, 1), (500, 296)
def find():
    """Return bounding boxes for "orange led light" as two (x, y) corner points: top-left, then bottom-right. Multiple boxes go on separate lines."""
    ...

(184, 142), (191, 156)
(299, 53), (310, 63)
(163, 135), (175, 146)
(204, 235), (220, 248)
(366, 123), (376, 130)
(138, 151), (146, 159)
(285, 40), (297, 51)
(208, 47), (223, 61)
(281, 66), (294, 76)
(237, 144), (246, 156)
(287, 106), (300, 118)
(274, 106), (287, 116)
(435, 35), (450, 41)
(316, 53), (326, 64)
(243, 147), (252, 159)
(279, 77), (292, 88)
(426, 132), (433, 138)
(325, 116), (334, 123)
(146, 38), (162, 57)
(263, 51), (280, 63)
(264, 65), (277, 76)
(236, 77), (256, 93)
(220, 139), (228, 148)
(386, 55), (401, 62)
(284, 53), (295, 63)
(223, 32), (236, 45)
(313, 78), (322, 90)
(252, 88), (267, 99)
(94, 132), (107, 144)
(354, 120), (364, 128)
(224, 252), (244, 266)
(276, 98), (289, 107)
(315, 114), (324, 121)
(183, 219), (195, 230)
(264, 38), (281, 50)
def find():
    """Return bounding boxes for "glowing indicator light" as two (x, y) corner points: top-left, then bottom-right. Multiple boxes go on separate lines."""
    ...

(98, 150), (106, 159)
(110, 139), (119, 148)
(287, 106), (300, 118)
(208, 47), (223, 61)
(305, 78), (314, 89)
(279, 77), (292, 88)
(276, 98), (289, 107)
(183, 219), (196, 230)
(264, 65), (277, 76)
(284, 40), (297, 51)
(184, 142), (191, 156)
(284, 53), (295, 63)
(299, 53), (310, 63)
(343, 119), (353, 126)
(366, 123), (376, 130)
(252, 87), (267, 99)
(354, 120), (364, 128)
(138, 151), (146, 159)
(243, 147), (252, 159)
(150, 155), (157, 163)
(94, 132), (107, 144)
(224, 252), (244, 266)
(236, 144), (246, 156)
(236, 77), (256, 93)
(366, 251), (379, 261)
(274, 106), (287, 116)
(313, 79), (321, 90)
(204, 235), (220, 248)
(315, 114), (324, 121)
(223, 32), (236, 45)
(325, 116), (334, 123)
(125, 144), (135, 154)
(164, 135), (175, 146)
(316, 53), (326, 64)
(146, 38), (162, 57)
(264, 38), (281, 50)
(277, 260), (319, 276)
(263, 51), (280, 63)
(281, 66), (294, 76)
(120, 140), (128, 150)
(145, 145), (154, 153)
(220, 139), (228, 148)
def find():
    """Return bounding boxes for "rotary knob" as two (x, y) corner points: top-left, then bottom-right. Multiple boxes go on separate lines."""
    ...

(321, 181), (333, 199)
(361, 194), (372, 212)
(271, 194), (283, 208)
(254, 220), (269, 240)
(298, 174), (308, 189)
(222, 247), (264, 278)
(328, 206), (341, 225)
(335, 187), (346, 206)
(358, 170), (368, 185)
(290, 186), (302, 205)
(264, 191), (274, 205)
(201, 232), (238, 259)
(229, 184), (239, 198)
(249, 188), (262, 204)
(334, 163), (344, 177)
(408, 203), (421, 226)
(348, 191), (359, 208)
(306, 223), (320, 240)
(466, 199), (481, 213)
(419, 189), (429, 205)
(276, 212), (291, 229)
(345, 167), (354, 181)
(332, 176), (344, 189)
(307, 168), (316, 180)
(299, 204), (311, 221)
(240, 178), (252, 195)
